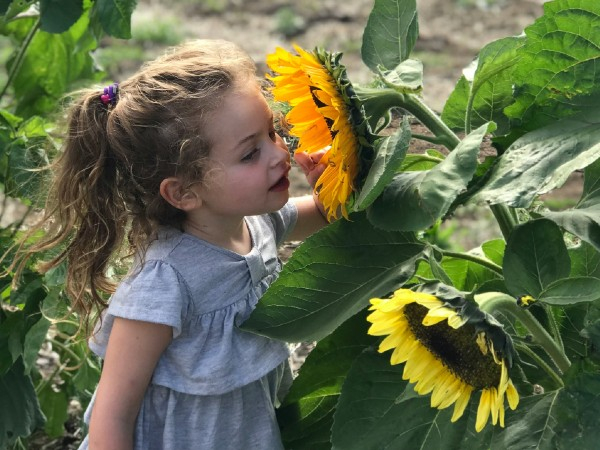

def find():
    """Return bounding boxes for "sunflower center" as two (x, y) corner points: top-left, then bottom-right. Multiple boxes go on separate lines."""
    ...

(404, 303), (501, 389)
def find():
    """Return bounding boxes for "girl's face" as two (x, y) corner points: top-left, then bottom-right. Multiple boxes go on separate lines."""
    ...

(195, 82), (291, 219)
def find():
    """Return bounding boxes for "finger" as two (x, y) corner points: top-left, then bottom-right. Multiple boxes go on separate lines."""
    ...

(293, 151), (314, 176)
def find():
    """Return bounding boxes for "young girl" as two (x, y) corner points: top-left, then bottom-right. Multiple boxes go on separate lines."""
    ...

(15, 39), (328, 449)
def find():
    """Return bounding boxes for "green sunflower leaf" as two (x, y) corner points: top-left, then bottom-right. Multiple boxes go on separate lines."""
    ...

(503, 219), (571, 298)
(492, 369), (600, 449)
(475, 105), (600, 207)
(366, 123), (488, 231)
(353, 116), (411, 211)
(331, 349), (471, 450)
(242, 212), (424, 342)
(569, 241), (600, 278)
(361, 0), (418, 72)
(504, 0), (600, 132)
(278, 312), (375, 449)
(442, 35), (525, 136)
(89, 0), (137, 39)
(538, 277), (600, 306)
(8, 11), (102, 118)
(0, 359), (45, 449)
(481, 239), (506, 266)
(37, 383), (68, 438)
(544, 158), (600, 251)
(39, 0), (84, 33)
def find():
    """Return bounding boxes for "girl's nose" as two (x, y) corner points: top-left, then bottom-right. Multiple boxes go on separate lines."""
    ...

(273, 133), (290, 165)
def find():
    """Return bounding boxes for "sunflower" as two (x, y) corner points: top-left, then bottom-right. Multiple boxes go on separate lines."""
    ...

(266, 45), (369, 221)
(367, 287), (519, 432)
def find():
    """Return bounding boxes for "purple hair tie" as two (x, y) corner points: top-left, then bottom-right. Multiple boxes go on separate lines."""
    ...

(100, 82), (119, 106)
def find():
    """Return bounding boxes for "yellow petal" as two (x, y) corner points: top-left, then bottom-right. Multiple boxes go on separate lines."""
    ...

(506, 381), (519, 410)
(476, 389), (492, 432)
(451, 386), (473, 422)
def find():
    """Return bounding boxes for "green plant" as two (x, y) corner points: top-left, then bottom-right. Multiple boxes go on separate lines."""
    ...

(243, 0), (600, 448)
(0, 0), (137, 447)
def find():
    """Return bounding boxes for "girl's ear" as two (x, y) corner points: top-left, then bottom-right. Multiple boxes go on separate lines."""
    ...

(159, 178), (202, 211)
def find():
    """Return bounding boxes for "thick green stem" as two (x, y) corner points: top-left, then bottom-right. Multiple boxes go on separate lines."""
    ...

(355, 86), (460, 151)
(440, 249), (503, 275)
(544, 307), (565, 352)
(0, 18), (40, 102)
(476, 292), (571, 374)
(513, 342), (564, 388)
(490, 204), (519, 240)
(399, 94), (461, 150)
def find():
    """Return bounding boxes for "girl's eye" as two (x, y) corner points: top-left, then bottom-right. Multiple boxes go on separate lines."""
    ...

(269, 130), (277, 142)
(241, 148), (260, 162)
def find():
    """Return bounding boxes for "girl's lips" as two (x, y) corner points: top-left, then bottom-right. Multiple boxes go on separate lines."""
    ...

(269, 175), (290, 192)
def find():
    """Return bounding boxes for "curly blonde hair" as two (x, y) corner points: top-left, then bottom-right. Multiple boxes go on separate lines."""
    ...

(9, 39), (257, 336)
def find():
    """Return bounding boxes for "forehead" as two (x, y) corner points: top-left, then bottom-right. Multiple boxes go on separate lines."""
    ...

(205, 82), (272, 149)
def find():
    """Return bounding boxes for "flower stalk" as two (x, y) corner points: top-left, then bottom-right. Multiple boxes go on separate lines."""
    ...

(439, 249), (503, 275)
(475, 292), (571, 374)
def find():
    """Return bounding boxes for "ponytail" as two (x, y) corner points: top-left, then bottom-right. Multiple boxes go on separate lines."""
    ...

(5, 39), (258, 337)
(9, 90), (128, 336)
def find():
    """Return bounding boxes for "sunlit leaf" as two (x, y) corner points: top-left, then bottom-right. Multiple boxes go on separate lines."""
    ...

(442, 36), (525, 135)
(367, 123), (488, 231)
(9, 12), (101, 117)
(569, 241), (600, 277)
(361, 0), (418, 72)
(481, 239), (505, 266)
(242, 213), (424, 342)
(505, 0), (600, 131)
(476, 107), (600, 207)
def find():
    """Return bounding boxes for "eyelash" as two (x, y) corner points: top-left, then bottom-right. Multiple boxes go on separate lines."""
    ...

(241, 148), (260, 162)
(241, 129), (278, 162)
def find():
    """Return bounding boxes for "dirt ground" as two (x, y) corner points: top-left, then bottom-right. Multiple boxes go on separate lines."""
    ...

(139, 0), (547, 112)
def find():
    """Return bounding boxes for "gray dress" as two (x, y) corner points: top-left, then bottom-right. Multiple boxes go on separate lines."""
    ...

(78, 202), (297, 450)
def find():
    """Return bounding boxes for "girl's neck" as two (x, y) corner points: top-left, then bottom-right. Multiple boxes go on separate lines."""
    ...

(183, 216), (252, 255)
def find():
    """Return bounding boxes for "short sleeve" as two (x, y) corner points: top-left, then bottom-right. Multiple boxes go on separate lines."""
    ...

(268, 201), (298, 246)
(107, 260), (191, 338)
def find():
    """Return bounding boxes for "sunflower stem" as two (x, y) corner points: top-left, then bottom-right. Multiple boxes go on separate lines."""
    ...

(398, 94), (461, 151)
(513, 342), (564, 388)
(544, 306), (565, 353)
(439, 249), (503, 275)
(410, 133), (449, 147)
(354, 85), (460, 151)
(475, 292), (571, 374)
(489, 204), (519, 240)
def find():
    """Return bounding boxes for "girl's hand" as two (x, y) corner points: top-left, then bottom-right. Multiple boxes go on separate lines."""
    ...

(293, 148), (328, 190)
(289, 148), (330, 238)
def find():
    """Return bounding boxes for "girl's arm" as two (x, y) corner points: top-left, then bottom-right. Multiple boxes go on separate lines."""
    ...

(88, 318), (172, 450)
(288, 150), (329, 241)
